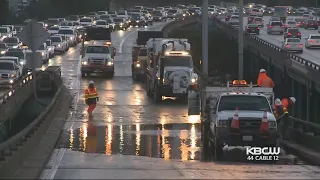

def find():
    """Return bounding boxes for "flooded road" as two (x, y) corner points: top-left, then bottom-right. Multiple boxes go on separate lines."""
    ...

(40, 22), (320, 179)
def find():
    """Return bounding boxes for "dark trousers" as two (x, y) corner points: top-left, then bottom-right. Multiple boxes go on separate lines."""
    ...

(277, 114), (289, 139)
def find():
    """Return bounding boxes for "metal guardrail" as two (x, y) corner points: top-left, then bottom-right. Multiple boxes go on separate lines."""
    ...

(213, 17), (320, 72)
(0, 67), (62, 160)
(0, 73), (34, 105)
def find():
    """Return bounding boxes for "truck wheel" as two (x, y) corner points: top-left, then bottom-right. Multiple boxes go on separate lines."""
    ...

(153, 84), (162, 102)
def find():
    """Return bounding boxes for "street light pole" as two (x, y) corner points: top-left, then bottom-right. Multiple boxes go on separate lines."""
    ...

(202, 0), (208, 76)
(238, 0), (244, 79)
(316, 0), (318, 21)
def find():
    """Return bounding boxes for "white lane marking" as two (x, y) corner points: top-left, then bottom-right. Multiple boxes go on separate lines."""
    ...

(119, 29), (139, 53)
(44, 55), (82, 179)
(45, 148), (66, 179)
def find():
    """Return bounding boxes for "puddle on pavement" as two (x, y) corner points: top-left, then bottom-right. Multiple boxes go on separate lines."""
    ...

(58, 123), (307, 164)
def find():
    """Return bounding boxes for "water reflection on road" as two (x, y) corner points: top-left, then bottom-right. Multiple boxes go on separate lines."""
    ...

(60, 123), (201, 161)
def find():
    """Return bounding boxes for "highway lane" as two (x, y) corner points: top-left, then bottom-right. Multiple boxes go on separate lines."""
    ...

(241, 16), (320, 65)
(34, 21), (320, 179)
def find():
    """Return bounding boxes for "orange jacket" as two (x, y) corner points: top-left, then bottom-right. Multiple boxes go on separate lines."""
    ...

(257, 72), (275, 87)
(281, 98), (291, 114)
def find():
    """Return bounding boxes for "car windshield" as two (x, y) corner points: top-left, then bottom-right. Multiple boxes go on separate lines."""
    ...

(152, 11), (162, 16)
(86, 46), (109, 53)
(303, 14), (310, 17)
(96, 21), (107, 25)
(218, 95), (271, 112)
(0, 62), (14, 70)
(5, 51), (24, 58)
(132, 9), (141, 13)
(288, 21), (296, 24)
(308, 20), (316, 23)
(106, 19), (113, 23)
(50, 37), (61, 42)
(248, 24), (258, 27)
(73, 22), (80, 25)
(139, 49), (147, 56)
(131, 16), (140, 20)
(271, 22), (282, 26)
(114, 18), (123, 22)
(163, 56), (192, 67)
(118, 12), (126, 15)
(80, 18), (92, 22)
(3, 38), (18, 43)
(58, 29), (73, 34)
(232, 16), (239, 19)
(310, 36), (320, 39)
(252, 9), (259, 12)
(168, 10), (177, 13)
(49, 27), (59, 30)
(254, 18), (262, 21)
(109, 11), (116, 14)
(100, 15), (110, 19)
(288, 28), (299, 33)
(97, 12), (106, 15)
(0, 28), (8, 33)
(287, 38), (300, 42)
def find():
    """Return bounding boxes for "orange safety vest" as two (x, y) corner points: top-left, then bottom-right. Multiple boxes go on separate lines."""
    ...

(281, 98), (290, 114)
(85, 87), (98, 100)
(273, 104), (285, 119)
(257, 72), (275, 87)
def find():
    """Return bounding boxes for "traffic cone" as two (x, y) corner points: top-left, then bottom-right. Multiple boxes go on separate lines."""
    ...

(230, 107), (240, 129)
(260, 109), (269, 133)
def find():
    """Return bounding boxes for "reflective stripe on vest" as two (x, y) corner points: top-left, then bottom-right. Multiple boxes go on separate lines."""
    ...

(85, 88), (97, 99)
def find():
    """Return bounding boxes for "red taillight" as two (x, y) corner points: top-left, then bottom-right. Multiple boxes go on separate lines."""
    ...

(300, 44), (303, 48)
(257, 27), (260, 30)
(286, 23), (288, 26)
(281, 25), (284, 28)
(230, 18), (232, 21)
(226, 16), (229, 18)
(269, 25), (273, 28)
(297, 32), (301, 36)
(309, 40), (315, 43)
(247, 27), (250, 30)
(308, 23), (310, 25)
(288, 32), (292, 36)
(296, 23), (299, 26)
(286, 44), (290, 47)
(315, 23), (318, 26)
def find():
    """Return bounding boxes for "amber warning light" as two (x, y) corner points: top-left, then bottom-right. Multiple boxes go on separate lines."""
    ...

(232, 80), (247, 85)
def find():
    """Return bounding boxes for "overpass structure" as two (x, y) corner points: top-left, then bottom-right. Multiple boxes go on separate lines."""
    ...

(1, 13), (320, 178)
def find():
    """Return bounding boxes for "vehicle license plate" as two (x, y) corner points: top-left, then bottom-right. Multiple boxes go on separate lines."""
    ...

(243, 135), (253, 141)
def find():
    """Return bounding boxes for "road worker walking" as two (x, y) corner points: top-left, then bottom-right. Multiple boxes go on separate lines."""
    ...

(257, 69), (275, 87)
(274, 97), (296, 140)
(84, 81), (99, 117)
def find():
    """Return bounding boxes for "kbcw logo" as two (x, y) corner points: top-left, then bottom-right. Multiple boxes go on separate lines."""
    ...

(246, 147), (280, 161)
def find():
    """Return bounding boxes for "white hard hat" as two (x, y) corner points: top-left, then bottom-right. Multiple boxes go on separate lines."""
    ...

(89, 80), (94, 85)
(289, 97), (296, 103)
(260, 69), (266, 73)
(275, 98), (282, 106)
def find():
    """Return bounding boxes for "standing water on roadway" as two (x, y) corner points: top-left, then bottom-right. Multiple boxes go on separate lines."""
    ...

(58, 122), (306, 165)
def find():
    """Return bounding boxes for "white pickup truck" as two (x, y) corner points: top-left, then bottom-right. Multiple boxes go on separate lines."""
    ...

(188, 80), (277, 160)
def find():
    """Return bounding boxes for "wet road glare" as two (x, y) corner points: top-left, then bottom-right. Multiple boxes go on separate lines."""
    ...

(39, 22), (320, 179)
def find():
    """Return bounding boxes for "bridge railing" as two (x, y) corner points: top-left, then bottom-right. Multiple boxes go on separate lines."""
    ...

(0, 73), (34, 106)
(161, 15), (320, 154)
(0, 67), (62, 161)
(213, 17), (320, 72)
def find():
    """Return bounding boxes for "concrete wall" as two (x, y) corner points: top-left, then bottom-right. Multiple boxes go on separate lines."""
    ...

(0, 79), (34, 125)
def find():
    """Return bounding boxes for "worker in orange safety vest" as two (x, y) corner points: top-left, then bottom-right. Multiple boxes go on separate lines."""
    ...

(84, 81), (99, 117)
(275, 97), (296, 140)
(257, 69), (275, 87)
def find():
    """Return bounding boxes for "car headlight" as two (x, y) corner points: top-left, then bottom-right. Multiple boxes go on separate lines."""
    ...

(120, 23), (123, 25)
(183, 14), (186, 16)
(268, 121), (277, 128)
(20, 61), (25, 65)
(136, 63), (140, 67)
(107, 61), (113, 66)
(82, 61), (88, 65)
(58, 44), (61, 47)
(41, 52), (45, 56)
(70, 37), (73, 40)
(12, 45), (18, 48)
(45, 24), (48, 26)
(191, 78), (197, 83)
(10, 74), (16, 78)
(0, 51), (5, 54)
